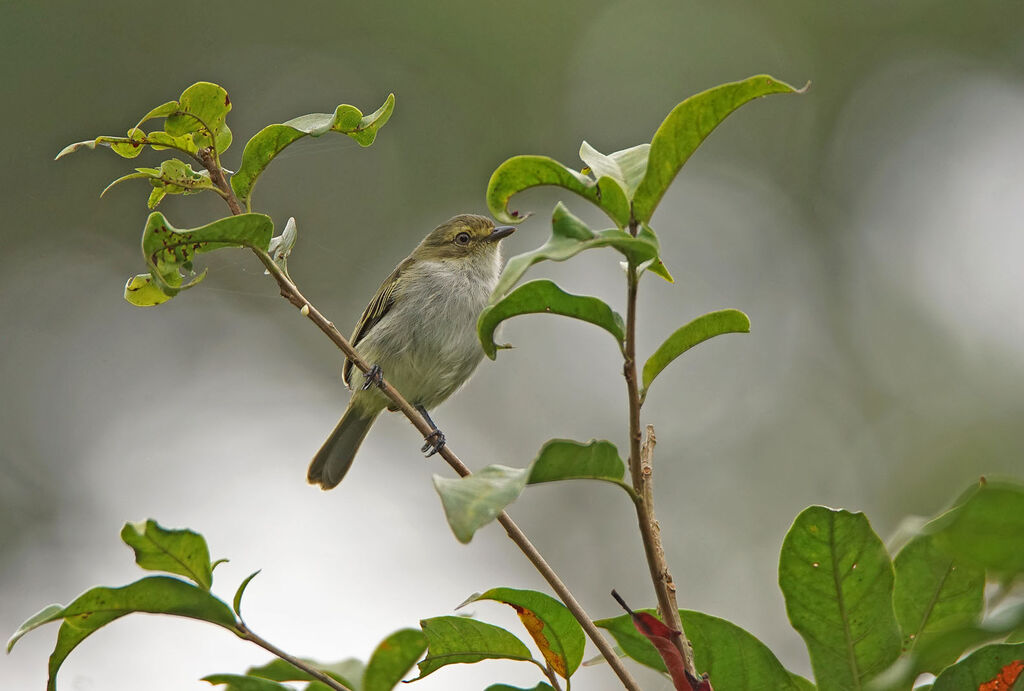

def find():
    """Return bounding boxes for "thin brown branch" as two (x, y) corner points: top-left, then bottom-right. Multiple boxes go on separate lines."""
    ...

(199, 159), (640, 690)
(235, 622), (353, 691)
(623, 257), (696, 676)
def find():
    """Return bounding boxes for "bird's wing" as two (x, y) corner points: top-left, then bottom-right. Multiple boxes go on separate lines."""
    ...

(342, 260), (407, 388)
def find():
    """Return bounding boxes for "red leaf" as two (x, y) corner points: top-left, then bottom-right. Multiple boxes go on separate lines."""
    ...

(980, 660), (1024, 691)
(611, 590), (713, 691)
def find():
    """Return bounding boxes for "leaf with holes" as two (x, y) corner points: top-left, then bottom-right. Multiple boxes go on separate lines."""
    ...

(139, 211), (273, 300)
(464, 588), (585, 679)
(231, 94), (394, 208)
(414, 616), (535, 679)
(491, 203), (660, 300)
(641, 309), (750, 398)
(103, 159), (217, 208)
(120, 519), (215, 590)
(433, 466), (531, 543)
(778, 506), (901, 690)
(478, 279), (625, 359)
(632, 75), (804, 222)
(56, 82), (232, 163)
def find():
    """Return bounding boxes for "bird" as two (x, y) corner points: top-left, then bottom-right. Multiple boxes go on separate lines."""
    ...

(307, 214), (516, 489)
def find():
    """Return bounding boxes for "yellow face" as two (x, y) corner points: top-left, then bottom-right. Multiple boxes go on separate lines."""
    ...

(414, 214), (515, 260)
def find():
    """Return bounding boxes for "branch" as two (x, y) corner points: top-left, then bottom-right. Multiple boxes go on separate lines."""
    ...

(235, 621), (353, 691)
(198, 155), (641, 691)
(623, 253), (696, 676)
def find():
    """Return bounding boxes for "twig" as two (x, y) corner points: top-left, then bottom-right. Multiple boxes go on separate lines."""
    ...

(623, 248), (696, 676)
(198, 152), (641, 691)
(235, 621), (353, 691)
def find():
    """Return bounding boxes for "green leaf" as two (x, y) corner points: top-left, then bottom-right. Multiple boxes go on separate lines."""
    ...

(120, 519), (215, 589)
(245, 657), (363, 690)
(164, 81), (233, 154)
(526, 439), (632, 495)
(633, 75), (804, 223)
(640, 309), (751, 397)
(140, 211), (273, 299)
(486, 155), (631, 227)
(893, 535), (985, 672)
(124, 273), (173, 307)
(926, 479), (1024, 577)
(233, 570), (261, 616)
(8, 576), (237, 691)
(485, 684), (555, 691)
(477, 279), (625, 360)
(230, 93), (394, 208)
(57, 82), (233, 162)
(106, 158), (217, 206)
(491, 202), (659, 300)
(56, 131), (147, 160)
(594, 610), (667, 673)
(902, 600), (1024, 679)
(202, 674), (296, 691)
(414, 616), (534, 679)
(931, 642), (1024, 690)
(579, 142), (650, 197)
(363, 628), (427, 691)
(778, 506), (901, 690)
(596, 608), (806, 689)
(433, 465), (531, 543)
(789, 674), (817, 691)
(245, 659), (316, 682)
(466, 588), (585, 679)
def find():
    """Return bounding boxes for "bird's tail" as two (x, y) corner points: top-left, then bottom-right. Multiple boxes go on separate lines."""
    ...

(307, 405), (381, 489)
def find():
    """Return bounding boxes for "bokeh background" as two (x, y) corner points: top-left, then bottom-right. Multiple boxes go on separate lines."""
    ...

(3, 1), (1024, 689)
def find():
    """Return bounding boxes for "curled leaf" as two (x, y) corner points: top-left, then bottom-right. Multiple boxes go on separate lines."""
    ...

(486, 155), (630, 227)
(492, 202), (659, 300)
(138, 211), (273, 301)
(477, 279), (625, 359)
(231, 94), (394, 208)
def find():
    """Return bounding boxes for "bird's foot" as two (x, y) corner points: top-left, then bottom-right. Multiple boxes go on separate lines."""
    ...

(421, 429), (446, 457)
(361, 364), (384, 390)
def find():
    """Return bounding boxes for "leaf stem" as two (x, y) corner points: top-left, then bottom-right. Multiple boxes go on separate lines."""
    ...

(234, 621), (353, 691)
(623, 251), (696, 676)
(199, 160), (641, 691)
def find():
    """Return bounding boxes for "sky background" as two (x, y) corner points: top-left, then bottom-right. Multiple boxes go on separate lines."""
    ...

(3, 1), (1024, 689)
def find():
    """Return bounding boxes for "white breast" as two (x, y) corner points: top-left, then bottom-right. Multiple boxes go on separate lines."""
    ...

(355, 253), (501, 409)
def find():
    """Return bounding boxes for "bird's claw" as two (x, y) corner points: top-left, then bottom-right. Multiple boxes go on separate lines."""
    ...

(361, 364), (384, 390)
(421, 429), (446, 457)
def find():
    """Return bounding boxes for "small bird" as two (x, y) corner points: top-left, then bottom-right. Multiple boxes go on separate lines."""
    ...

(307, 214), (516, 489)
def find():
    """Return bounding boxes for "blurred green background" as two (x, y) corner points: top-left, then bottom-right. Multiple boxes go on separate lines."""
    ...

(3, 1), (1024, 689)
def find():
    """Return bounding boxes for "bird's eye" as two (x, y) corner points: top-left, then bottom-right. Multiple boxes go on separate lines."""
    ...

(454, 231), (471, 246)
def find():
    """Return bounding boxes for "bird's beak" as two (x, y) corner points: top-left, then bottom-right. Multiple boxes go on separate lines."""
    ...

(487, 225), (516, 242)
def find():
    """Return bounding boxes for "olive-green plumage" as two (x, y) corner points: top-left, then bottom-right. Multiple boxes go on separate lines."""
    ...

(307, 214), (515, 489)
